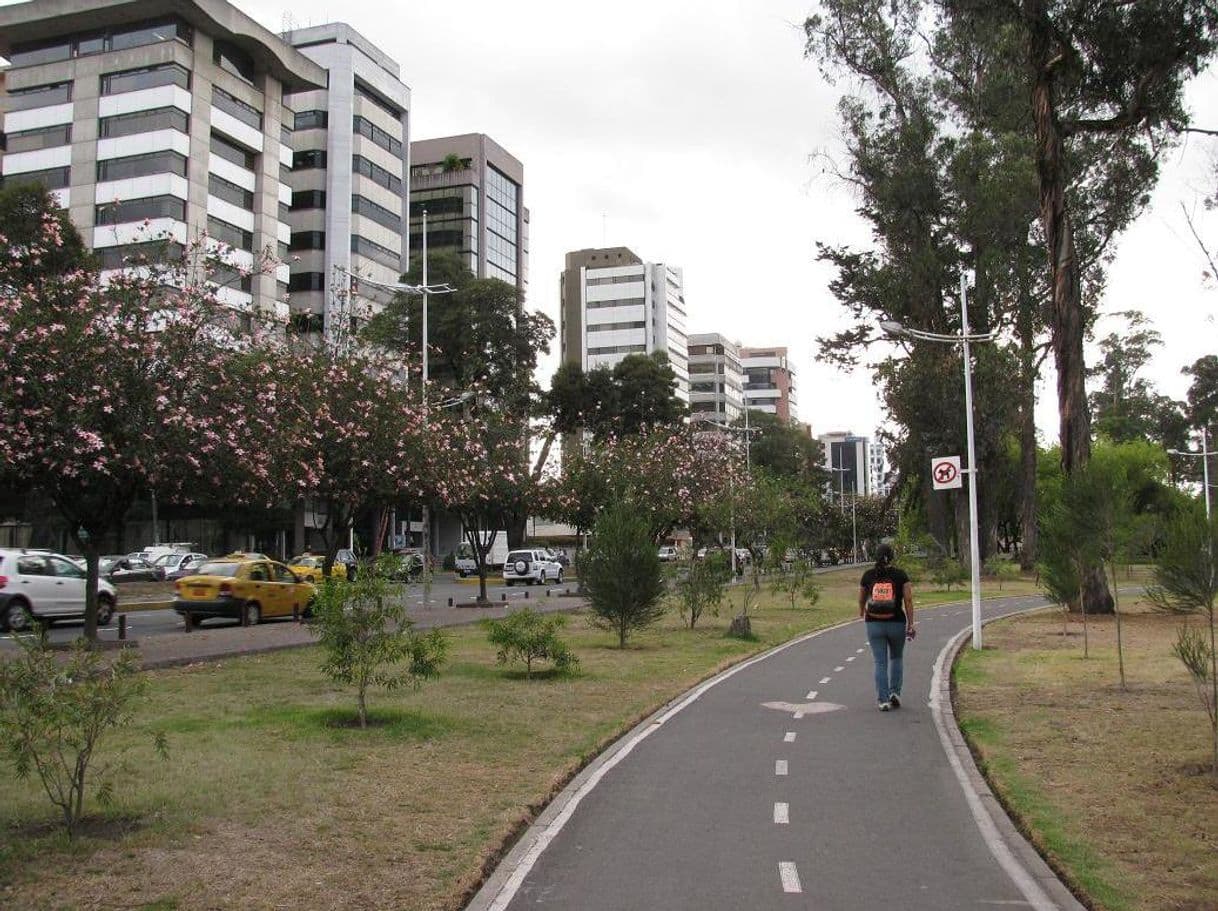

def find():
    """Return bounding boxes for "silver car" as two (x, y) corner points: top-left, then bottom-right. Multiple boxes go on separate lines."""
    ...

(0, 548), (118, 631)
(502, 549), (564, 586)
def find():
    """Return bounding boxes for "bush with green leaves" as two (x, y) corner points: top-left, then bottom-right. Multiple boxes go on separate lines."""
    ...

(483, 608), (578, 678)
(983, 556), (1019, 590)
(0, 636), (167, 837)
(769, 557), (822, 611)
(310, 555), (449, 727)
(672, 551), (731, 629)
(931, 558), (967, 591)
(583, 501), (666, 647)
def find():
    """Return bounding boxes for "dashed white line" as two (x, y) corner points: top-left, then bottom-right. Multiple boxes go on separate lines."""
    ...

(805, 690), (818, 700)
(793, 710), (804, 719)
(856, 647), (865, 654)
(775, 759), (788, 776)
(774, 802), (789, 824)
(778, 862), (802, 893)
(819, 676), (831, 684)
(846, 656), (856, 662)
(783, 731), (796, 743)
(834, 666), (845, 672)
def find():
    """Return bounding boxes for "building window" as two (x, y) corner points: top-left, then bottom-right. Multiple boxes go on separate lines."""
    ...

(210, 266), (253, 293)
(213, 40), (256, 84)
(95, 195), (186, 226)
(1, 167), (71, 191)
(351, 194), (401, 231)
(277, 241), (290, 262)
(289, 231), (326, 251)
(6, 124), (72, 154)
(294, 110), (328, 131)
(207, 173), (254, 210)
(288, 272), (325, 292)
(97, 150), (187, 182)
(8, 20), (191, 67)
(210, 133), (256, 170)
(96, 240), (185, 270)
(206, 216), (254, 252)
(587, 344), (647, 356)
(588, 321), (647, 332)
(586, 297), (645, 310)
(293, 149), (327, 171)
(278, 202), (290, 222)
(292, 190), (327, 210)
(100, 107), (188, 139)
(350, 235), (401, 270)
(352, 155), (402, 194)
(586, 274), (642, 286)
(6, 82), (73, 112)
(109, 20), (192, 52)
(212, 87), (262, 130)
(100, 63), (189, 96)
(353, 80), (402, 119)
(7, 41), (72, 67)
(352, 115), (402, 158)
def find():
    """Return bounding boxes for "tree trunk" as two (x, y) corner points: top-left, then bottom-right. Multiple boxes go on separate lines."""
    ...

(1016, 295), (1039, 571)
(1027, 0), (1111, 612)
(357, 682), (367, 729)
(83, 542), (100, 643)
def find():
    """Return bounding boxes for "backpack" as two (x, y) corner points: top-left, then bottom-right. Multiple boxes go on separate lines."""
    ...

(866, 575), (899, 620)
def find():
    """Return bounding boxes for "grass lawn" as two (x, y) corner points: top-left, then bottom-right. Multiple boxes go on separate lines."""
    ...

(0, 566), (1033, 910)
(954, 598), (1218, 911)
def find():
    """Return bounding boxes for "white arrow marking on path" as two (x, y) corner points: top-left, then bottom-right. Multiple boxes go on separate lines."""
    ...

(774, 802), (789, 824)
(778, 862), (802, 893)
(819, 676), (831, 684)
(762, 701), (845, 717)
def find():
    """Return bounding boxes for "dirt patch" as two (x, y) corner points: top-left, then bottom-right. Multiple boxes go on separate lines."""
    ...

(955, 604), (1218, 911)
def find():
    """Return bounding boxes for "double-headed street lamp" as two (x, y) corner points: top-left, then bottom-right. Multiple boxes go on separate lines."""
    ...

(1168, 428), (1213, 522)
(881, 273), (996, 650)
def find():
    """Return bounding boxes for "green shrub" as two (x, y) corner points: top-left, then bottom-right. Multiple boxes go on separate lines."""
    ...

(483, 608), (578, 678)
(932, 559), (967, 591)
(984, 556), (1019, 590)
(583, 502), (665, 647)
(673, 551), (731, 629)
(442, 550), (457, 571)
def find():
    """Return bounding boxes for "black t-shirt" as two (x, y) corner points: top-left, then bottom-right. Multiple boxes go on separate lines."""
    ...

(860, 566), (910, 623)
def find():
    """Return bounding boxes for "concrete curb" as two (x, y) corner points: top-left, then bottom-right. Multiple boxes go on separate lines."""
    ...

(463, 614), (862, 911)
(931, 603), (1087, 911)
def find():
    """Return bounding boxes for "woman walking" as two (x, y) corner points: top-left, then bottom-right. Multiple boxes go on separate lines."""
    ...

(858, 544), (915, 711)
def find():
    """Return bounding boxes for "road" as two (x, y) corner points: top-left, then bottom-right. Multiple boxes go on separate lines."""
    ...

(0, 576), (564, 645)
(482, 594), (1064, 911)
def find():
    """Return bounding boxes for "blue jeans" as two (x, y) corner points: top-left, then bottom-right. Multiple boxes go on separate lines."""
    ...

(866, 621), (907, 702)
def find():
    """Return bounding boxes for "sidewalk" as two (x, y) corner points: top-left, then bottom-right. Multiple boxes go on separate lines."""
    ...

(62, 594), (587, 670)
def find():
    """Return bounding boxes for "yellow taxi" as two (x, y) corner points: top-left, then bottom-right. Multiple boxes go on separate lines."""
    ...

(172, 555), (316, 627)
(287, 553), (348, 583)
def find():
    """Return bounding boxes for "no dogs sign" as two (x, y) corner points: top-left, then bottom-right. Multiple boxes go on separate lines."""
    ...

(931, 456), (963, 490)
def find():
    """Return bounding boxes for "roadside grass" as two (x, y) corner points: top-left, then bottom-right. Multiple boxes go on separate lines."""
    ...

(0, 565), (1035, 910)
(954, 600), (1218, 911)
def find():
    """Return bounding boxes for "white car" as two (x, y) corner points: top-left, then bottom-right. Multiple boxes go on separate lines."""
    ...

(658, 546), (679, 562)
(502, 549), (564, 586)
(0, 548), (118, 631)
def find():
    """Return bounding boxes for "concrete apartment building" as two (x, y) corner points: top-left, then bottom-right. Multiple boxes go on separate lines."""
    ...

(687, 332), (744, 424)
(819, 430), (871, 498)
(0, 0), (327, 322)
(409, 133), (528, 296)
(740, 346), (798, 422)
(869, 440), (890, 497)
(281, 24), (410, 341)
(559, 246), (690, 400)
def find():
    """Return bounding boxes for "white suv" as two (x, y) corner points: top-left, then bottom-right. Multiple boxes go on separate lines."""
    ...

(503, 549), (564, 586)
(0, 549), (118, 632)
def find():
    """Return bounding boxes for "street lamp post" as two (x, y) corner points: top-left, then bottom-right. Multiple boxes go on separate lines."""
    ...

(1169, 427), (1213, 522)
(880, 274), (996, 650)
(692, 411), (758, 578)
(828, 466), (858, 565)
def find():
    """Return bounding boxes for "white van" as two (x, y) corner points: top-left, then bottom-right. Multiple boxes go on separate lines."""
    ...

(454, 531), (509, 576)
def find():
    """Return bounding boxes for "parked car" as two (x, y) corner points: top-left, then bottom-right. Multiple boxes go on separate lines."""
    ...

(172, 556), (316, 627)
(503, 549), (564, 586)
(0, 548), (118, 631)
(386, 550), (425, 581)
(287, 554), (348, 583)
(153, 552), (209, 580)
(658, 545), (679, 562)
(101, 555), (164, 582)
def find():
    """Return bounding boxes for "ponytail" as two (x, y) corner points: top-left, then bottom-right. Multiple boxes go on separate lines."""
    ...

(875, 543), (895, 572)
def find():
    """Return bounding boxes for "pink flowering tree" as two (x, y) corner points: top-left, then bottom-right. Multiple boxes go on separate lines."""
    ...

(555, 427), (744, 544)
(0, 192), (278, 640)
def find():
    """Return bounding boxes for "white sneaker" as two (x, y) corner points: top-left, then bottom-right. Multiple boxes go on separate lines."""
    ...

(889, 694), (901, 709)
(878, 700), (891, 712)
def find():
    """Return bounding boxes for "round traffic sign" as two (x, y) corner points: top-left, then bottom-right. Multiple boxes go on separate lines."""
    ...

(933, 460), (958, 485)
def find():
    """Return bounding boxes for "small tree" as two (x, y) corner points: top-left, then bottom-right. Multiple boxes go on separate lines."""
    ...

(932, 559), (967, 592)
(310, 557), (448, 727)
(0, 636), (167, 837)
(769, 555), (822, 611)
(984, 556), (1019, 591)
(483, 608), (578, 678)
(583, 502), (666, 647)
(673, 551), (731, 629)
(1149, 511), (1218, 777)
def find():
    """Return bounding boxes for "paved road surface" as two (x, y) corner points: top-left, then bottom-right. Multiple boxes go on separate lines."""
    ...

(492, 594), (1054, 911)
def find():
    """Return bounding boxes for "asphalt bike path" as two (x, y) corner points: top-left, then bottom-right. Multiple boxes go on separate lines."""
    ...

(480, 593), (1069, 911)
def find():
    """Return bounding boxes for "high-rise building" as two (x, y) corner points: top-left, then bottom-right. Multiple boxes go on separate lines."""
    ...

(818, 430), (871, 497)
(282, 23), (410, 341)
(0, 0), (328, 323)
(687, 332), (743, 424)
(869, 440), (890, 497)
(559, 246), (689, 400)
(409, 133), (527, 295)
(740, 346), (798, 422)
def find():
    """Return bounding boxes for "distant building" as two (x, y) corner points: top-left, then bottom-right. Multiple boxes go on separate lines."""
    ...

(559, 246), (689, 401)
(687, 332), (743, 424)
(868, 440), (890, 497)
(818, 430), (870, 497)
(409, 133), (527, 295)
(740, 346), (798, 423)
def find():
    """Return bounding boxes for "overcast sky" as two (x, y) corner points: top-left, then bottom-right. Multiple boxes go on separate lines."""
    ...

(16, 0), (1218, 446)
